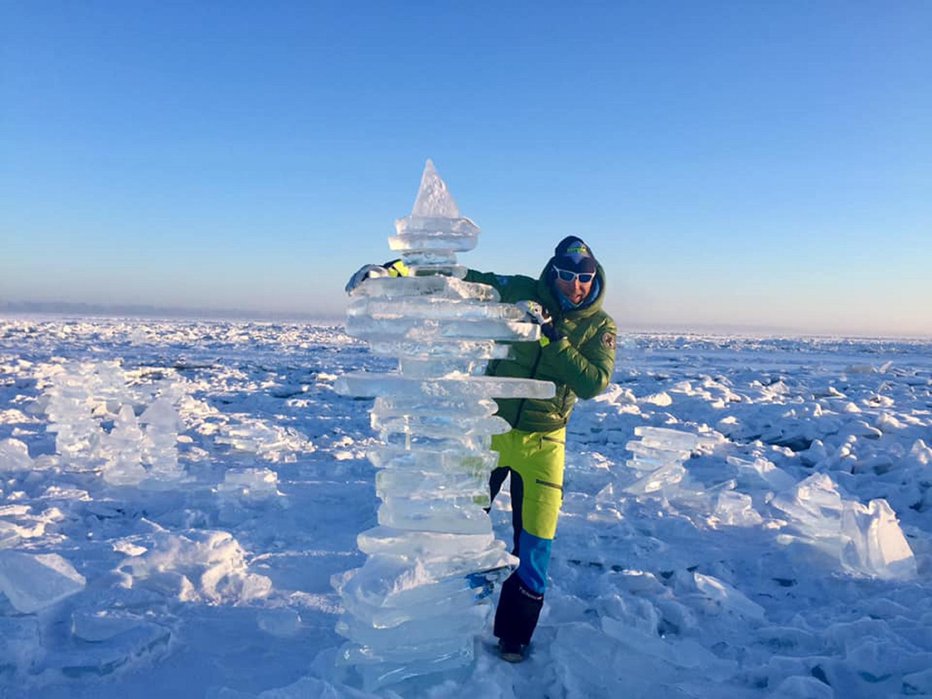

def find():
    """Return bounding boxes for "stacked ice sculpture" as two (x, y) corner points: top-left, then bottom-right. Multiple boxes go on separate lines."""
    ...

(333, 160), (555, 691)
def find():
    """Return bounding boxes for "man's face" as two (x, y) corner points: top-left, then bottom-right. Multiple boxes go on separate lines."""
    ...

(555, 274), (594, 305)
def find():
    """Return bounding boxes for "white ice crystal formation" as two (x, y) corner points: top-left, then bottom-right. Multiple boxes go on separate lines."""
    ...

(622, 426), (720, 497)
(117, 529), (272, 604)
(42, 361), (188, 486)
(333, 160), (555, 691)
(216, 420), (314, 462)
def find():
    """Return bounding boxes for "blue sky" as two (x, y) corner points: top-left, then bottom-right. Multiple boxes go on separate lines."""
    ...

(1, 2), (930, 336)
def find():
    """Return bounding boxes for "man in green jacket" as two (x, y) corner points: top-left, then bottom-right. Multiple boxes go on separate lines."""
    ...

(463, 236), (617, 661)
(346, 236), (617, 662)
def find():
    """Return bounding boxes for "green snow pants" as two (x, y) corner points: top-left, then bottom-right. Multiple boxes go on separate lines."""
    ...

(489, 426), (566, 594)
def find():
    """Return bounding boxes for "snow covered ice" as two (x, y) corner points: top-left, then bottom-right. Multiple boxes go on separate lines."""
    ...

(334, 161), (554, 691)
(0, 318), (931, 697)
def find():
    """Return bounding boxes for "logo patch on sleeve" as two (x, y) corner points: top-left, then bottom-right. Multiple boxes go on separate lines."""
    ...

(602, 332), (617, 350)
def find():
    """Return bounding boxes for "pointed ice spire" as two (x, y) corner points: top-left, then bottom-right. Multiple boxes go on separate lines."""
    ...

(391, 159), (480, 262)
(411, 159), (460, 218)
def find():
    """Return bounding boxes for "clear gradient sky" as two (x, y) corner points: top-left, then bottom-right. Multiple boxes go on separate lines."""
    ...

(2, 2), (930, 336)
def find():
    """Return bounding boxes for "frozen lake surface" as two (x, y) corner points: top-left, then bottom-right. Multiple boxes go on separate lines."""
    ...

(0, 317), (930, 698)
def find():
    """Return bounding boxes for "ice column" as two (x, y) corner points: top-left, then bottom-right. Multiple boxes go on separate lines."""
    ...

(333, 160), (555, 691)
(140, 397), (184, 483)
(101, 405), (148, 486)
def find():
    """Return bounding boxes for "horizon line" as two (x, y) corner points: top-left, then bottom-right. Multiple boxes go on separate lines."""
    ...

(2, 300), (930, 341)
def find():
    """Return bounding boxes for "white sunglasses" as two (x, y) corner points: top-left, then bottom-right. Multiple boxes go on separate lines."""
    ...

(553, 266), (595, 283)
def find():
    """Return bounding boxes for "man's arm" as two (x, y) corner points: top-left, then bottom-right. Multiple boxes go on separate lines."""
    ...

(463, 269), (507, 294)
(464, 270), (540, 303)
(542, 318), (617, 399)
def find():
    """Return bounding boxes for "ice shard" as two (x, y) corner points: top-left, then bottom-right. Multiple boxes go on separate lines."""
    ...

(623, 426), (719, 496)
(334, 160), (554, 691)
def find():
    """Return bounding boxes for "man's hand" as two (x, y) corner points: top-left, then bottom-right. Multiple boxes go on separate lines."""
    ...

(515, 300), (563, 345)
(345, 264), (391, 294)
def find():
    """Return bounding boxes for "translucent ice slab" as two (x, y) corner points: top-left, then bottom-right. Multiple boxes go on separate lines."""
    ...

(334, 555), (495, 623)
(372, 396), (499, 420)
(405, 264), (469, 278)
(345, 316), (540, 343)
(624, 462), (687, 496)
(341, 636), (476, 692)
(395, 356), (488, 378)
(348, 297), (527, 323)
(371, 413), (512, 441)
(335, 373), (555, 400)
(354, 537), (513, 586)
(401, 250), (459, 267)
(216, 468), (281, 501)
(625, 440), (692, 463)
(0, 551), (86, 613)
(337, 605), (487, 649)
(379, 497), (493, 534)
(633, 426), (720, 451)
(392, 226), (480, 253)
(351, 276), (499, 302)
(726, 455), (796, 491)
(771, 473), (843, 539)
(370, 340), (512, 360)
(367, 446), (498, 473)
(841, 498), (917, 579)
(357, 526), (501, 559)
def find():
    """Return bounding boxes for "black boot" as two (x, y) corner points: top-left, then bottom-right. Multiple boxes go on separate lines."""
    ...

(494, 572), (544, 653)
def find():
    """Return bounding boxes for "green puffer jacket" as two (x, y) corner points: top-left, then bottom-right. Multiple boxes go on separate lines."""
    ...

(464, 261), (618, 433)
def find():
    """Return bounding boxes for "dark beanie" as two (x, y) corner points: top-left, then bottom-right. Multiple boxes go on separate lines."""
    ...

(553, 236), (597, 273)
